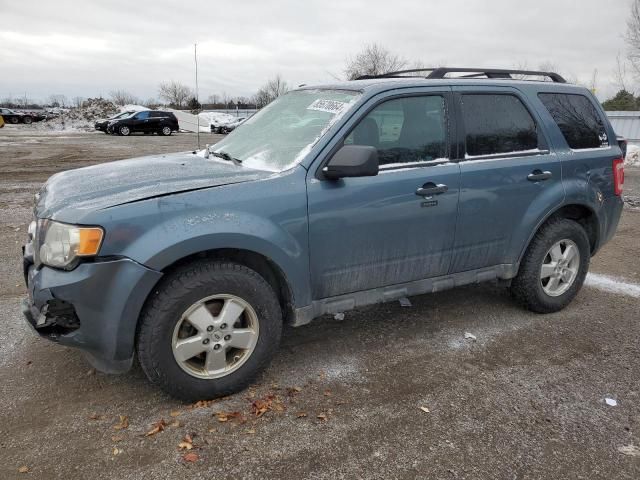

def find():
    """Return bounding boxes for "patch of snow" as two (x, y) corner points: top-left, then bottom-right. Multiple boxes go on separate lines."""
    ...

(120, 104), (150, 113)
(198, 111), (237, 127)
(625, 144), (640, 167)
(584, 273), (640, 298)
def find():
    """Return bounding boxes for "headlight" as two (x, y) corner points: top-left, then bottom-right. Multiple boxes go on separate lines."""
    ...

(38, 221), (104, 269)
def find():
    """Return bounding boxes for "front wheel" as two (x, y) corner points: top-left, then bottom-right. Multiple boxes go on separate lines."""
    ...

(118, 125), (131, 136)
(137, 261), (282, 401)
(22, 116), (33, 124)
(511, 218), (590, 313)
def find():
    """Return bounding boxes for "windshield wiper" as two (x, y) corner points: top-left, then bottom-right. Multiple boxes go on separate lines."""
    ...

(207, 148), (242, 165)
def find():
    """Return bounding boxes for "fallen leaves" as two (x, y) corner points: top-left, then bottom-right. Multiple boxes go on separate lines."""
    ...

(178, 434), (194, 450)
(112, 447), (123, 456)
(112, 415), (129, 430)
(18, 466), (29, 473)
(316, 412), (328, 421)
(296, 412), (308, 418)
(215, 411), (244, 423)
(251, 395), (275, 417)
(419, 406), (430, 414)
(144, 419), (167, 437)
(188, 399), (216, 410)
(182, 452), (199, 463)
(89, 413), (104, 421)
(169, 410), (181, 417)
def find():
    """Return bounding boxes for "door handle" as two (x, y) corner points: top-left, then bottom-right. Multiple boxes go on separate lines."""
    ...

(416, 182), (448, 197)
(527, 170), (552, 182)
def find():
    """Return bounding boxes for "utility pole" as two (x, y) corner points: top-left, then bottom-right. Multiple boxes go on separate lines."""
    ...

(194, 43), (200, 150)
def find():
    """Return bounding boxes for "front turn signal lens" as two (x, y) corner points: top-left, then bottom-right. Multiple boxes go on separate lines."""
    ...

(78, 228), (104, 256)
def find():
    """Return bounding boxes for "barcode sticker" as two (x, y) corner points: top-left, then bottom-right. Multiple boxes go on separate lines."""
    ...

(307, 99), (348, 114)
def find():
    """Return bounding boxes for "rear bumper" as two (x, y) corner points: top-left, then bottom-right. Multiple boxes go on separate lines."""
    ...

(22, 258), (163, 373)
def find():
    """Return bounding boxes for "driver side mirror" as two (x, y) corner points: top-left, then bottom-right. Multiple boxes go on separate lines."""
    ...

(323, 145), (379, 180)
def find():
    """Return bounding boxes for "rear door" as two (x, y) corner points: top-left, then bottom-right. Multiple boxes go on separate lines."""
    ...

(307, 89), (461, 299)
(449, 86), (563, 272)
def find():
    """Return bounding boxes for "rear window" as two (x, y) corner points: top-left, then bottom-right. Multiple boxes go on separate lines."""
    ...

(538, 93), (609, 149)
(461, 94), (539, 157)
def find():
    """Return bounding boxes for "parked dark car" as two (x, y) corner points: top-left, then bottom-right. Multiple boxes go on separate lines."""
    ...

(22, 67), (624, 401)
(94, 111), (134, 133)
(0, 108), (45, 124)
(106, 110), (179, 136)
(211, 117), (247, 134)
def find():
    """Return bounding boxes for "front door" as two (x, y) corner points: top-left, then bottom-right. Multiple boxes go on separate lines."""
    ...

(449, 87), (563, 272)
(307, 92), (460, 299)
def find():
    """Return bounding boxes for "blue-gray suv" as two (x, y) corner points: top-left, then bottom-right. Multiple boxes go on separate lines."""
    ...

(22, 68), (625, 400)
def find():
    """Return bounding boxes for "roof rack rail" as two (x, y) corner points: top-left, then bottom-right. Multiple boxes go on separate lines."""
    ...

(356, 67), (566, 83)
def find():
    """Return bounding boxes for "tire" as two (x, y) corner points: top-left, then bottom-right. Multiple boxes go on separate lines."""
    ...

(511, 218), (590, 313)
(159, 125), (172, 136)
(22, 116), (32, 124)
(137, 261), (283, 401)
(118, 125), (130, 136)
(8, 117), (19, 124)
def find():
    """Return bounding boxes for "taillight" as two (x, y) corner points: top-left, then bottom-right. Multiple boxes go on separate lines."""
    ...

(613, 157), (624, 196)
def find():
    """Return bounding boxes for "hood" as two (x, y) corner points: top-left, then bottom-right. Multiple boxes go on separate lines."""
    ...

(36, 151), (271, 219)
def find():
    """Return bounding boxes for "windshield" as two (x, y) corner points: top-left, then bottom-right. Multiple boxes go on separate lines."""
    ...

(111, 111), (134, 120)
(211, 89), (361, 172)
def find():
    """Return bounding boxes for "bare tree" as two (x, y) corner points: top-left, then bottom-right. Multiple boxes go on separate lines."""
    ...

(344, 44), (407, 80)
(143, 97), (160, 109)
(627, 0), (640, 75)
(614, 52), (629, 92)
(72, 96), (85, 108)
(254, 75), (290, 108)
(110, 90), (139, 106)
(158, 81), (193, 108)
(206, 94), (220, 105)
(48, 94), (69, 107)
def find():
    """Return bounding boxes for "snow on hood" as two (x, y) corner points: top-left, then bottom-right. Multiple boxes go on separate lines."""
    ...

(36, 151), (271, 220)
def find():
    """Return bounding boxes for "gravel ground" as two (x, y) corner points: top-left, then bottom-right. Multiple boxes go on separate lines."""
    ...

(0, 126), (639, 479)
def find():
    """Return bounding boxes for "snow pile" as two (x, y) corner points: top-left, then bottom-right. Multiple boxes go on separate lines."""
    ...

(120, 104), (150, 113)
(32, 98), (119, 132)
(198, 111), (237, 127)
(625, 144), (640, 167)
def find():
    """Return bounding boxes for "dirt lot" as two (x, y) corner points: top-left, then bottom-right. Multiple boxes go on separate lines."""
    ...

(1, 126), (639, 479)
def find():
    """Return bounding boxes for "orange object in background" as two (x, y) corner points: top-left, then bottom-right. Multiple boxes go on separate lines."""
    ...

(0, 115), (4, 128)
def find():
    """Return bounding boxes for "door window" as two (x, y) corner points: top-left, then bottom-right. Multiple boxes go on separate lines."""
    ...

(538, 93), (609, 149)
(461, 94), (539, 157)
(345, 96), (448, 166)
(136, 111), (151, 120)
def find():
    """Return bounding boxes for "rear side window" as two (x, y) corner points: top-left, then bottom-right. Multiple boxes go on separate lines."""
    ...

(538, 93), (608, 149)
(461, 94), (539, 157)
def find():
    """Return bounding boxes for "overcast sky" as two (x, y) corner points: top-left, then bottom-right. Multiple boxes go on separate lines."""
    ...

(0, 0), (633, 103)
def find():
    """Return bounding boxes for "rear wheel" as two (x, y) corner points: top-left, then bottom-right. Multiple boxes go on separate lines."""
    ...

(8, 117), (19, 124)
(118, 125), (130, 136)
(22, 116), (32, 124)
(511, 218), (590, 313)
(159, 126), (172, 136)
(137, 261), (282, 401)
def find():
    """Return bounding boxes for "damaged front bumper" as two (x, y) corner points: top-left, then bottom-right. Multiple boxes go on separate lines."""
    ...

(22, 255), (163, 373)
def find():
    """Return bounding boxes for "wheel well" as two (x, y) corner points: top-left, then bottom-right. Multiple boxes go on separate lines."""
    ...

(547, 204), (599, 253)
(160, 249), (295, 324)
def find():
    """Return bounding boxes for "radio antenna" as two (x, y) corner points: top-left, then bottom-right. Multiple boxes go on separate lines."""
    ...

(194, 43), (200, 150)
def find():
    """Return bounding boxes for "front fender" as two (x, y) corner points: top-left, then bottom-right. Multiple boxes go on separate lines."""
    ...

(93, 173), (311, 308)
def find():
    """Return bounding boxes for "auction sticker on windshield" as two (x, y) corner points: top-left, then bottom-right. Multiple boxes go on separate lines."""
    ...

(307, 99), (348, 115)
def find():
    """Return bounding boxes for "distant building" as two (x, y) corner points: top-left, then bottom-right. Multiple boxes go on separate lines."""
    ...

(607, 111), (640, 145)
